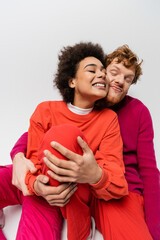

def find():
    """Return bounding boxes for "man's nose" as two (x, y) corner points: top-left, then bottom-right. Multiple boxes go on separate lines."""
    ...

(116, 75), (124, 84)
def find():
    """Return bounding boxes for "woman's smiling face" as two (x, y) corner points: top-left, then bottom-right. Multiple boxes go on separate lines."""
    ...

(69, 56), (107, 108)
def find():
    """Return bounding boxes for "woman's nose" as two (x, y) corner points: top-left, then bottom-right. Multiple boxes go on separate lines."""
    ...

(97, 70), (106, 79)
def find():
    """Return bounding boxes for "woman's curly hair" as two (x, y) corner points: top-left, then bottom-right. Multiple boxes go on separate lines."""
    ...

(54, 42), (106, 103)
(106, 45), (143, 84)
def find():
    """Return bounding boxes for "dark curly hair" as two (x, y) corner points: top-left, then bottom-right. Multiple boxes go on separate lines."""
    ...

(54, 42), (106, 103)
(106, 45), (143, 84)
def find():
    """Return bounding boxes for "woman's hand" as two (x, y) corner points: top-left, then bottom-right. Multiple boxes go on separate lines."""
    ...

(12, 152), (37, 196)
(12, 153), (77, 205)
(34, 175), (77, 207)
(44, 136), (103, 185)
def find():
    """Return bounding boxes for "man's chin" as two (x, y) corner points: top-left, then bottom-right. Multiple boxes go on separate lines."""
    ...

(106, 96), (121, 106)
(106, 92), (126, 106)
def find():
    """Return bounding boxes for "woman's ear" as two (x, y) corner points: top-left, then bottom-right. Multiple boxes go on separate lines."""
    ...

(68, 78), (76, 88)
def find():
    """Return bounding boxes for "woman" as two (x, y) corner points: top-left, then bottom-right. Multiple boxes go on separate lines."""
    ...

(1, 42), (128, 240)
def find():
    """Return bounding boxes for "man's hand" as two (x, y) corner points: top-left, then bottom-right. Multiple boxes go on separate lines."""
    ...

(12, 152), (37, 196)
(34, 175), (77, 207)
(44, 136), (103, 185)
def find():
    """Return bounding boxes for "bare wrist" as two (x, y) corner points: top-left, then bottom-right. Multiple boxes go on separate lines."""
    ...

(91, 166), (103, 184)
(13, 152), (25, 162)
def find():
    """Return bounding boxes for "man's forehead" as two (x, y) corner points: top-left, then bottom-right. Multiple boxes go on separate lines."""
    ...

(108, 59), (135, 73)
(109, 58), (126, 66)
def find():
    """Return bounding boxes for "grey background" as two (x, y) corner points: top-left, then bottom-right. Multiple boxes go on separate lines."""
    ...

(1, 0), (159, 168)
(0, 1), (160, 238)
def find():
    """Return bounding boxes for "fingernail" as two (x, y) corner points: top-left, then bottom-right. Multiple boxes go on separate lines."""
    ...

(43, 176), (48, 182)
(51, 141), (56, 147)
(43, 157), (47, 162)
(44, 150), (48, 155)
(78, 136), (83, 141)
(47, 170), (52, 175)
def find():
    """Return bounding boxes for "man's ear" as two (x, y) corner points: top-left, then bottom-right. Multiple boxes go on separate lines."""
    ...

(68, 78), (76, 88)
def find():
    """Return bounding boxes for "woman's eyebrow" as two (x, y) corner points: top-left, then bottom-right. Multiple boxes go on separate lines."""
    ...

(84, 64), (97, 69)
(84, 64), (104, 70)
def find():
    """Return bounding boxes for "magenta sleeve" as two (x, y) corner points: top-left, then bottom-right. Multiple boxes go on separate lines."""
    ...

(10, 132), (28, 160)
(137, 105), (160, 239)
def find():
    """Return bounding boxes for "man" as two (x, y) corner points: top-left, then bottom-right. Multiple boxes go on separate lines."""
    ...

(1, 45), (160, 240)
(94, 45), (160, 240)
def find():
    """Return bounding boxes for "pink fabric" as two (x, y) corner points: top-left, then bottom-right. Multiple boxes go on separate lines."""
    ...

(0, 165), (62, 240)
(0, 228), (6, 240)
(16, 196), (62, 240)
(0, 165), (23, 209)
(10, 133), (28, 160)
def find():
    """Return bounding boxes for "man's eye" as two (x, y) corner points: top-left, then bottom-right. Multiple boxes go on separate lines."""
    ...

(89, 70), (95, 73)
(125, 77), (133, 83)
(126, 80), (132, 84)
(110, 71), (117, 76)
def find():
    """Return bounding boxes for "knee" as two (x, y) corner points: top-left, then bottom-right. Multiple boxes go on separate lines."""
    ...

(38, 124), (86, 159)
(0, 165), (12, 185)
(44, 124), (85, 144)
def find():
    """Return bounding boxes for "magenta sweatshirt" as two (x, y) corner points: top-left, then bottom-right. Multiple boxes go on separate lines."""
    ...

(10, 95), (160, 240)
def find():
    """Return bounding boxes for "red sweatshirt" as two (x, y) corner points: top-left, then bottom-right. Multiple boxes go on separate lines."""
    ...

(19, 101), (128, 200)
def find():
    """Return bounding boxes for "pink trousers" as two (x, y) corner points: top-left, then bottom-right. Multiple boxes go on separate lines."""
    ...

(0, 165), (62, 240)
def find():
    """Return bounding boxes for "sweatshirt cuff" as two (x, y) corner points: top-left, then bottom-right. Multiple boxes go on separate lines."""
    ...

(25, 173), (38, 195)
(90, 168), (109, 190)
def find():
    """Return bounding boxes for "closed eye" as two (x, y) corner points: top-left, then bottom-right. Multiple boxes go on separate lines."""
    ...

(125, 76), (134, 83)
(110, 71), (118, 76)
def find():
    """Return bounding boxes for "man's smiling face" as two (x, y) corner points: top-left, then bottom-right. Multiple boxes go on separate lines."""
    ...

(106, 59), (135, 106)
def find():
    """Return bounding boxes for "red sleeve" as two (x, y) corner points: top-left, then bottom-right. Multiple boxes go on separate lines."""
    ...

(90, 115), (128, 200)
(10, 132), (28, 160)
(25, 102), (51, 194)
